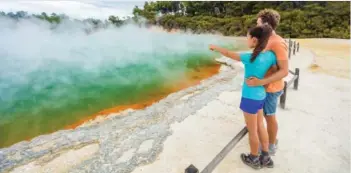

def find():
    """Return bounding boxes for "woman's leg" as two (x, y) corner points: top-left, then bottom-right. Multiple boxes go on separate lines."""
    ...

(257, 109), (274, 168)
(241, 111), (261, 169)
(243, 111), (259, 155)
(239, 97), (262, 169)
(257, 109), (269, 152)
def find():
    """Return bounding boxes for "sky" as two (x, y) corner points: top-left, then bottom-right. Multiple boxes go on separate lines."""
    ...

(0, 0), (146, 19)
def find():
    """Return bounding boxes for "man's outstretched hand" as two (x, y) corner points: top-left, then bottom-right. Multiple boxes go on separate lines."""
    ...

(246, 77), (264, 86)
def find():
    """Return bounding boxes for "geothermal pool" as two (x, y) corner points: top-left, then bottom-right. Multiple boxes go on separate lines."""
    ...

(0, 18), (240, 148)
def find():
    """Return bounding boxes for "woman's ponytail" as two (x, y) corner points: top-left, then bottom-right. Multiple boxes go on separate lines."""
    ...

(248, 24), (273, 63)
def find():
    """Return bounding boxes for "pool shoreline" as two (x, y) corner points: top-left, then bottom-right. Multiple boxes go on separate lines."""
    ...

(11, 63), (222, 149)
(0, 57), (242, 173)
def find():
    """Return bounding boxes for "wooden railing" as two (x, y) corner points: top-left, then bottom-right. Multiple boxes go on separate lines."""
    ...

(281, 39), (300, 109)
(185, 127), (248, 173)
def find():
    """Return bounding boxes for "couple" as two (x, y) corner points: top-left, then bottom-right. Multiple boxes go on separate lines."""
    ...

(209, 9), (288, 169)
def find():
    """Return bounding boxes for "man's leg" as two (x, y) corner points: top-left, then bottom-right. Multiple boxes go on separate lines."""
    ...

(263, 90), (283, 154)
(265, 115), (278, 145)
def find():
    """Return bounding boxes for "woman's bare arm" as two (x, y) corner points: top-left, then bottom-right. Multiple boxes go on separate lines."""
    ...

(209, 44), (241, 61)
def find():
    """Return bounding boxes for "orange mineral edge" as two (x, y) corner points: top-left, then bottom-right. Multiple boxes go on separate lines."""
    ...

(64, 64), (221, 129)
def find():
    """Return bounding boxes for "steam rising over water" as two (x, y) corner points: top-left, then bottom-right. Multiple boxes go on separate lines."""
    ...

(0, 17), (235, 148)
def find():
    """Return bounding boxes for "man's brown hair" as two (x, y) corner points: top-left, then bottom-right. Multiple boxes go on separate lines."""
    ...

(257, 9), (281, 30)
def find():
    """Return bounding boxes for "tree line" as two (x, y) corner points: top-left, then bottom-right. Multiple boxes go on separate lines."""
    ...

(133, 1), (350, 39)
(1, 1), (349, 39)
(0, 11), (133, 28)
(0, 11), (143, 34)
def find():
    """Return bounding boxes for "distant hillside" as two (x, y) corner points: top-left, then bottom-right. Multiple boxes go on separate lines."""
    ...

(132, 1), (350, 39)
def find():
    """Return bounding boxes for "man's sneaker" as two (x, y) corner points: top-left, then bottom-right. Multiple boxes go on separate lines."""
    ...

(269, 139), (279, 155)
(275, 139), (279, 149)
(260, 155), (274, 168)
(259, 139), (279, 156)
(240, 153), (261, 170)
(269, 143), (277, 156)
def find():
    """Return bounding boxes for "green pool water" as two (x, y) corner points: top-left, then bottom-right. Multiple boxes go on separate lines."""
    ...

(0, 21), (240, 148)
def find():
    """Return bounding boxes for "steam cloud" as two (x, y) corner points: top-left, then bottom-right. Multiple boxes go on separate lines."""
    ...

(0, 16), (236, 147)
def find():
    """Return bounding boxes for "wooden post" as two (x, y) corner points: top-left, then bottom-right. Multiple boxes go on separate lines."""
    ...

(293, 68), (300, 90)
(185, 165), (199, 173)
(293, 41), (296, 55)
(280, 81), (288, 109)
(297, 42), (300, 52)
(288, 42), (291, 59)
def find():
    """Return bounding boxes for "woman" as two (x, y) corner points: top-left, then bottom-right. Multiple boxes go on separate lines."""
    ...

(209, 25), (275, 169)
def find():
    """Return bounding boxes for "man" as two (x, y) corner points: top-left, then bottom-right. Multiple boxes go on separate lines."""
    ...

(246, 9), (289, 155)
